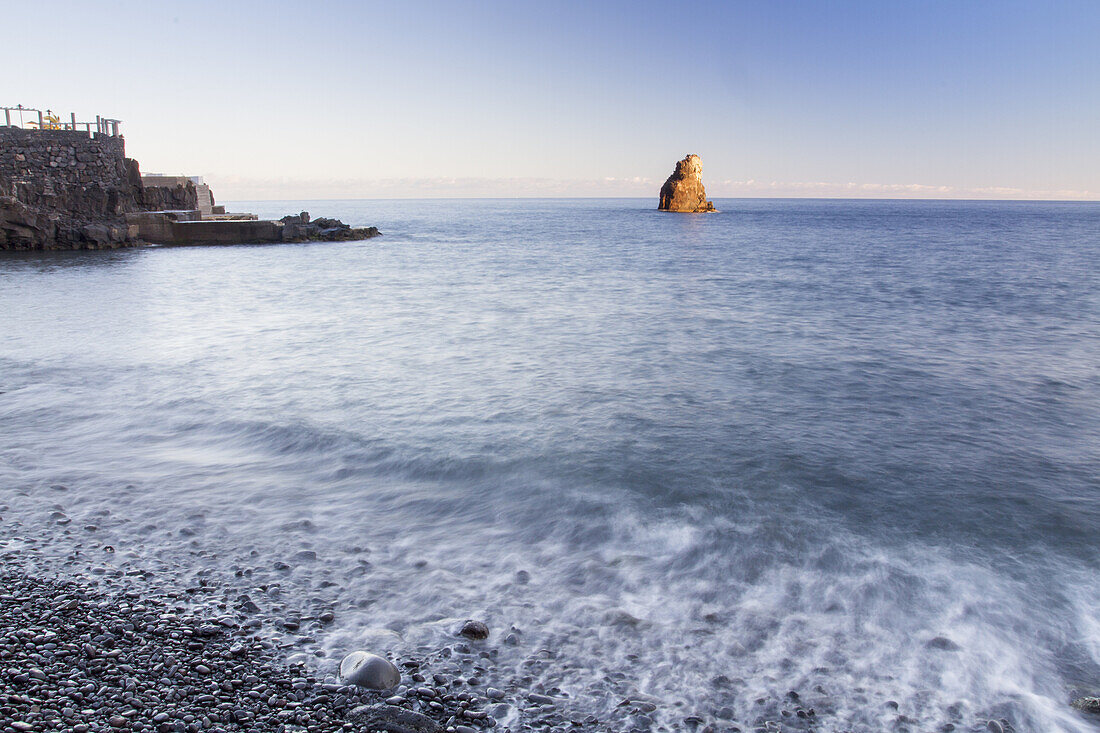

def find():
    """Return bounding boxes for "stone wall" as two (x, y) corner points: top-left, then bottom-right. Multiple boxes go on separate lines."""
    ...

(0, 127), (141, 250)
(0, 128), (129, 191)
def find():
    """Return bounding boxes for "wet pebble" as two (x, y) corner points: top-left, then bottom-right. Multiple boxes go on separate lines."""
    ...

(459, 620), (490, 640)
(340, 650), (401, 690)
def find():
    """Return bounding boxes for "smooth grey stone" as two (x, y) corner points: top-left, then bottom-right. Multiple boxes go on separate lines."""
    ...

(347, 703), (441, 733)
(340, 651), (401, 690)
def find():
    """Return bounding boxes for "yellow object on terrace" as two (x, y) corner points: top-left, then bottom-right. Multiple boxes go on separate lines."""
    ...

(27, 113), (62, 130)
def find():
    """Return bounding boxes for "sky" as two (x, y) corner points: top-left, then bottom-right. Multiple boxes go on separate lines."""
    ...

(5, 0), (1099, 199)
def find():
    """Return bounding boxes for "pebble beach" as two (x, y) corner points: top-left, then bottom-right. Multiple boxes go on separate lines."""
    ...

(0, 541), (517, 733)
(1, 513), (846, 733)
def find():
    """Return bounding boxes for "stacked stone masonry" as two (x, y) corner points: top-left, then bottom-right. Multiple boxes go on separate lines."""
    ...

(0, 127), (141, 250)
(0, 128), (128, 189)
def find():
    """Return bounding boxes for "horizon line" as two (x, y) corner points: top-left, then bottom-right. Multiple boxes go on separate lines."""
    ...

(221, 195), (1100, 204)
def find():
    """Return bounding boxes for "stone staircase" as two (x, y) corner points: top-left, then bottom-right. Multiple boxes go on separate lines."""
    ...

(195, 183), (214, 217)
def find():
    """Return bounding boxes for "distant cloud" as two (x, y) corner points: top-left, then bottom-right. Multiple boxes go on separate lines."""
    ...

(211, 175), (1096, 201)
(712, 179), (1095, 200)
(214, 176), (647, 200)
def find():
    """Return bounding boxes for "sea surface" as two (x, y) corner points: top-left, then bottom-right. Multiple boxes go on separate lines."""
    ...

(2, 198), (1099, 731)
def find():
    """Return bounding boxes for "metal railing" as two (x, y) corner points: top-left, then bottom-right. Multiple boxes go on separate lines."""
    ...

(2, 105), (122, 136)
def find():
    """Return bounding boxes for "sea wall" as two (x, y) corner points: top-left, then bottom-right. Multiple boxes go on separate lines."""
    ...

(124, 216), (382, 246)
(1, 127), (381, 249)
(167, 219), (284, 245)
(0, 127), (140, 250)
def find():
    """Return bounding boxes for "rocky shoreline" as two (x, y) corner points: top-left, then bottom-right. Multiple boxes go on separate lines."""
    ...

(1, 505), (1088, 732)
(0, 127), (380, 250)
(0, 522), (838, 733)
(0, 568), (507, 733)
(2, 508), (1082, 730)
(278, 212), (380, 244)
(2, 544), (1057, 733)
(0, 517), (632, 733)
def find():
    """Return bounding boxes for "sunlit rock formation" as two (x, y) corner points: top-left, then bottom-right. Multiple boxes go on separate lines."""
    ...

(658, 154), (716, 212)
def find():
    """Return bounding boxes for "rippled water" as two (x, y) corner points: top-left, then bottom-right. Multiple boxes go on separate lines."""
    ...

(2, 199), (1099, 731)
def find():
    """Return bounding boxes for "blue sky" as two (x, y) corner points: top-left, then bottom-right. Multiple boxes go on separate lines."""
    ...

(6, 1), (1099, 198)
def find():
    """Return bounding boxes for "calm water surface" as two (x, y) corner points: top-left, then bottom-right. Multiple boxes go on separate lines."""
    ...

(2, 199), (1099, 731)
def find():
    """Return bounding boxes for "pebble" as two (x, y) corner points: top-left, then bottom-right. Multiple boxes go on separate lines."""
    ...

(339, 650), (402, 690)
(927, 636), (962, 652)
(459, 619), (490, 640)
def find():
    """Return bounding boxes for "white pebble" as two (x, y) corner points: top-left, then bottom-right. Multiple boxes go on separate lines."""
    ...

(339, 651), (401, 690)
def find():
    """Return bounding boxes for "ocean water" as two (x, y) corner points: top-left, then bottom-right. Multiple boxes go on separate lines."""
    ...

(1, 198), (1099, 732)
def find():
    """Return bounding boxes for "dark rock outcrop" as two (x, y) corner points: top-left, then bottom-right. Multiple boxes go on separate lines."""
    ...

(0, 177), (135, 250)
(138, 182), (197, 212)
(279, 211), (380, 242)
(658, 154), (716, 213)
(138, 178), (199, 212)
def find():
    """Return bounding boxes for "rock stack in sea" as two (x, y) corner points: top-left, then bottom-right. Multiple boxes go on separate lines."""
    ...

(657, 154), (716, 213)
